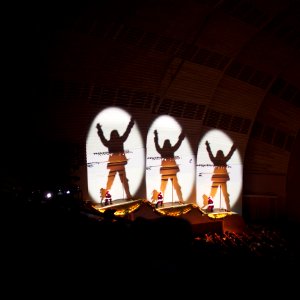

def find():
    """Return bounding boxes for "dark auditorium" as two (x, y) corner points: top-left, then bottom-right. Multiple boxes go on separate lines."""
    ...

(4, 0), (300, 294)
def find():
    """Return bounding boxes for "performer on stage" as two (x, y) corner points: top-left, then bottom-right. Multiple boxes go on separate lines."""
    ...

(205, 140), (236, 211)
(96, 118), (134, 200)
(151, 189), (164, 207)
(207, 196), (214, 212)
(154, 129), (185, 204)
(151, 189), (159, 203)
(156, 191), (164, 208)
(104, 190), (112, 205)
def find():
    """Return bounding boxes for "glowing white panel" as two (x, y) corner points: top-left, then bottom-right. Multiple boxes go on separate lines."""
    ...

(146, 115), (195, 204)
(86, 107), (145, 203)
(197, 129), (242, 213)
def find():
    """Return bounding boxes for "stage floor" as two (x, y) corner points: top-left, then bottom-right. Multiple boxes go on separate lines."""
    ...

(92, 198), (246, 234)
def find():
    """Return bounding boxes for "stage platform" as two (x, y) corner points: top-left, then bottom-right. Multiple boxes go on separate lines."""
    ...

(92, 199), (246, 235)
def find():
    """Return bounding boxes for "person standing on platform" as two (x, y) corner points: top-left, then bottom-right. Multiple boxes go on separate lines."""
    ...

(156, 191), (164, 208)
(207, 196), (214, 212)
(96, 117), (134, 200)
(104, 190), (112, 205)
(154, 129), (185, 204)
(205, 140), (236, 211)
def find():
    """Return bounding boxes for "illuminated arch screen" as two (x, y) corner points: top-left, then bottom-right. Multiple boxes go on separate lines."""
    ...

(86, 110), (243, 214)
(146, 115), (195, 204)
(86, 107), (145, 203)
(197, 129), (242, 214)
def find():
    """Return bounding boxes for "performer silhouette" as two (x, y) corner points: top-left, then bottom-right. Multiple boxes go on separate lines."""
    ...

(96, 118), (134, 200)
(205, 140), (236, 211)
(151, 189), (164, 207)
(154, 129), (185, 204)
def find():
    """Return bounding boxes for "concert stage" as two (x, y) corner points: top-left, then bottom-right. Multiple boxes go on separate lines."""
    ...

(92, 199), (246, 235)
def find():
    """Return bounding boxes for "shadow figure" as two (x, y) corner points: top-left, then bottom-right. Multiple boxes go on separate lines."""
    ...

(205, 140), (237, 211)
(154, 129), (185, 204)
(96, 118), (134, 200)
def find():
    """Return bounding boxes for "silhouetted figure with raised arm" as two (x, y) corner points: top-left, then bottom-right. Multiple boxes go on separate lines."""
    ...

(154, 129), (185, 204)
(96, 118), (134, 200)
(205, 140), (237, 211)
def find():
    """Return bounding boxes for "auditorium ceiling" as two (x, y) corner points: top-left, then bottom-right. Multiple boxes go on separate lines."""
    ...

(6, 0), (300, 194)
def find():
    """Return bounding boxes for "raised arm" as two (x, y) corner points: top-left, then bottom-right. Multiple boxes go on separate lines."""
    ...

(205, 140), (215, 162)
(153, 129), (161, 153)
(120, 117), (135, 141)
(225, 143), (237, 161)
(172, 131), (185, 152)
(96, 123), (109, 146)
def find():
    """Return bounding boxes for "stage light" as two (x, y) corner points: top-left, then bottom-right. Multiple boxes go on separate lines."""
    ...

(86, 107), (145, 203)
(197, 129), (243, 215)
(146, 115), (195, 204)
(45, 192), (53, 199)
(207, 212), (230, 219)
